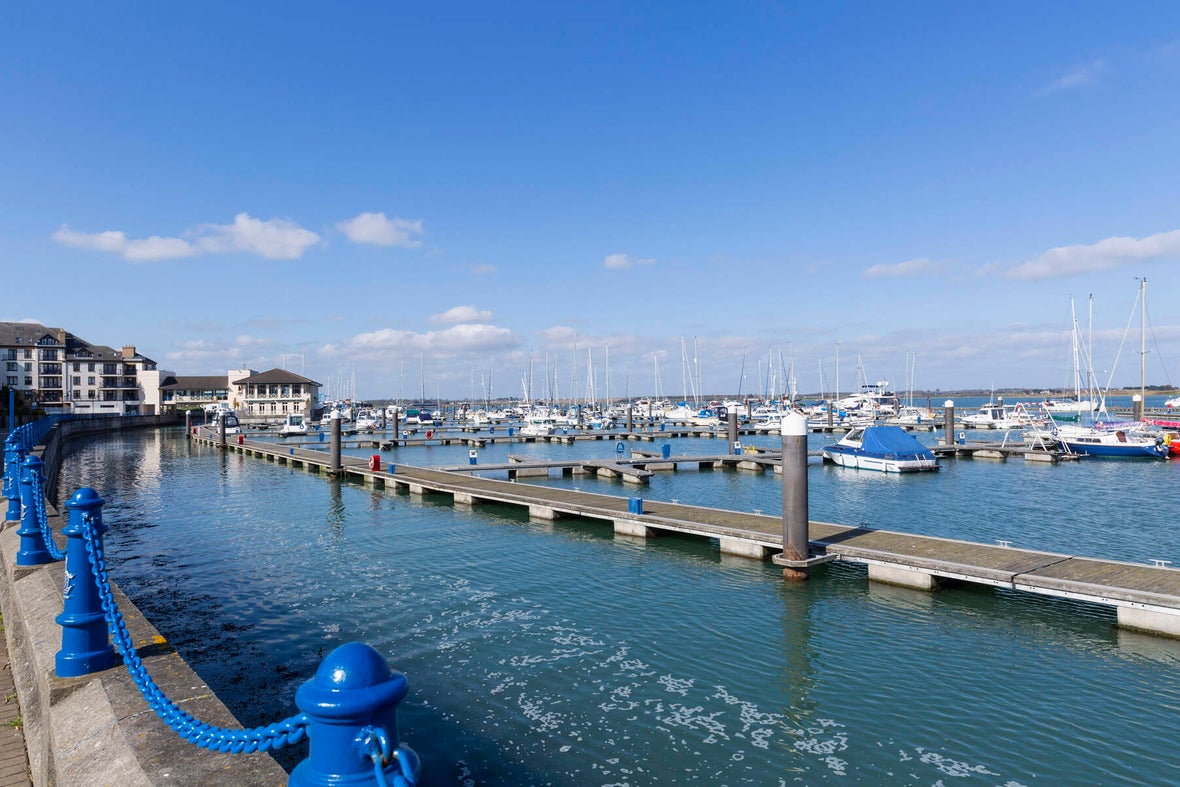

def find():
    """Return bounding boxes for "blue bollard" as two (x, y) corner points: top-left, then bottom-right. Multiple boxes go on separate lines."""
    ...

(507, 427), (514, 438)
(290, 447), (295, 455)
(16, 456), (54, 565)
(290, 642), (420, 787)
(628, 497), (644, 515)
(388, 463), (396, 474)
(659, 422), (665, 432)
(55, 488), (116, 677)
(319, 431), (325, 443)
(661, 444), (671, 460)
(469, 449), (478, 465)
(4, 435), (26, 522)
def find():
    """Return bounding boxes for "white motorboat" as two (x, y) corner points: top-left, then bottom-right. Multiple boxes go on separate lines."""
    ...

(278, 413), (309, 437)
(821, 426), (939, 473)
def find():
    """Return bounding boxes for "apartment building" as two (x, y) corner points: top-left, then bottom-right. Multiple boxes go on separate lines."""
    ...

(1, 322), (163, 415)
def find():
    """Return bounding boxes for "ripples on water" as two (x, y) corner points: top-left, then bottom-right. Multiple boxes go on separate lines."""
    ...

(51, 428), (1180, 785)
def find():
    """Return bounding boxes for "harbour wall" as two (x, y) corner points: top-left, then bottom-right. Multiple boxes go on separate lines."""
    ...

(0, 415), (288, 785)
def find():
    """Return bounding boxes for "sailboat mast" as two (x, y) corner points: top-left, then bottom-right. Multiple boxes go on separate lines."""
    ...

(1070, 297), (1081, 404)
(1088, 294), (1095, 408)
(1141, 277), (1147, 403)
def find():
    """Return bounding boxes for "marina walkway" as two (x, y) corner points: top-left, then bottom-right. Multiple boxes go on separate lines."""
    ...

(0, 613), (30, 787)
(211, 434), (1180, 637)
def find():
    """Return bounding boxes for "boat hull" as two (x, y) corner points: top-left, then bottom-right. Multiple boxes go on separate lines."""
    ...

(822, 446), (939, 473)
(1058, 440), (1168, 459)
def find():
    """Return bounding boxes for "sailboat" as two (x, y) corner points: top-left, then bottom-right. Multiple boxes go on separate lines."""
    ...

(1043, 297), (1099, 421)
(1052, 281), (1167, 458)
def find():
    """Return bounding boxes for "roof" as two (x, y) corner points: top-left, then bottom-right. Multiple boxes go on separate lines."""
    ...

(0, 321), (64, 346)
(232, 368), (321, 386)
(160, 375), (230, 391)
(0, 322), (156, 364)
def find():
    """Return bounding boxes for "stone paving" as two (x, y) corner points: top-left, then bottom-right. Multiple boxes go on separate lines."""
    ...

(0, 617), (30, 787)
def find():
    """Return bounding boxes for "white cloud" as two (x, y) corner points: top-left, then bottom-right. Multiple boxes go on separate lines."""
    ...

(1045, 59), (1105, 92)
(324, 323), (520, 359)
(536, 325), (580, 348)
(52, 213), (319, 262)
(54, 227), (130, 254)
(431, 305), (493, 325)
(196, 213), (320, 259)
(336, 212), (424, 247)
(863, 257), (945, 278)
(53, 227), (197, 260)
(1005, 229), (1180, 280)
(471, 263), (497, 275)
(604, 253), (655, 270)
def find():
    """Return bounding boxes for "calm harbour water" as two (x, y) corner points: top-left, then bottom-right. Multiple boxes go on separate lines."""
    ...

(52, 420), (1180, 786)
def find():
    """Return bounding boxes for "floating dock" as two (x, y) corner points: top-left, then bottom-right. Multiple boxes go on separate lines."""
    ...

(195, 433), (1180, 638)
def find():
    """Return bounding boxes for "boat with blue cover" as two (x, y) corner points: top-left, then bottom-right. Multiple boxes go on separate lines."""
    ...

(822, 425), (940, 473)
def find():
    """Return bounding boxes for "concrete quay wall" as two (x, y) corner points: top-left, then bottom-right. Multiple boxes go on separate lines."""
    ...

(2, 416), (288, 785)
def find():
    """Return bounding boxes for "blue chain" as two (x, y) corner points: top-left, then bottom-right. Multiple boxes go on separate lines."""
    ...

(360, 727), (416, 787)
(80, 513), (310, 753)
(30, 469), (65, 561)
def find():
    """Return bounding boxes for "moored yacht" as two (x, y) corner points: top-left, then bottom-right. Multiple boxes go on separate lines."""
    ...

(822, 425), (940, 473)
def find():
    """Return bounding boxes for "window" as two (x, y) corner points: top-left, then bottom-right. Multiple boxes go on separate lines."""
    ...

(5, 350), (14, 360)
(72, 362), (80, 371)
(24, 377), (32, 386)
(5, 362), (15, 372)
(72, 376), (81, 385)
(42, 363), (61, 375)
(5, 376), (15, 386)
(102, 363), (117, 375)
(87, 376), (95, 385)
(88, 363), (95, 372)
(88, 390), (96, 400)
(23, 350), (31, 359)
(39, 349), (59, 360)
(23, 363), (31, 372)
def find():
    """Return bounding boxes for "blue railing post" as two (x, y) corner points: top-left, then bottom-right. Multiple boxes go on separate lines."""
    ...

(55, 488), (117, 677)
(3, 435), (26, 522)
(16, 455), (54, 565)
(290, 642), (420, 787)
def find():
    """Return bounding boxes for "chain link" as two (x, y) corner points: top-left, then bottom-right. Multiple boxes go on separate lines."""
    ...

(79, 512), (310, 753)
(30, 469), (65, 561)
(361, 727), (416, 787)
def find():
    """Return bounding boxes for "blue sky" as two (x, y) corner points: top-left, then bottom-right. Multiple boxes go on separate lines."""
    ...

(4, 2), (1180, 400)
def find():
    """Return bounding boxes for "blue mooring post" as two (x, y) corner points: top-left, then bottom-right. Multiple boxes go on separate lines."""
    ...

(290, 642), (420, 787)
(4, 435), (26, 522)
(56, 488), (116, 677)
(17, 455), (54, 565)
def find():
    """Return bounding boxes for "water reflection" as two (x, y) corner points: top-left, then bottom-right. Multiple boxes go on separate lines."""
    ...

(325, 478), (345, 534)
